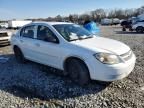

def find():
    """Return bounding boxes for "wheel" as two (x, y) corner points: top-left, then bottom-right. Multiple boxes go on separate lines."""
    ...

(136, 26), (144, 33)
(129, 28), (133, 31)
(66, 59), (90, 85)
(14, 47), (26, 63)
(122, 26), (126, 31)
(129, 26), (133, 31)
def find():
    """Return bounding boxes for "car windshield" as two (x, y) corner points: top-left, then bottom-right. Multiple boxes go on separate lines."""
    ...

(53, 24), (93, 41)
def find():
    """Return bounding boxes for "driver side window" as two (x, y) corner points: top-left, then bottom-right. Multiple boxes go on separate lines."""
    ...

(37, 25), (59, 43)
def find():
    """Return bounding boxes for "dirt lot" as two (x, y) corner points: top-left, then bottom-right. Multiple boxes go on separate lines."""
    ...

(0, 26), (144, 108)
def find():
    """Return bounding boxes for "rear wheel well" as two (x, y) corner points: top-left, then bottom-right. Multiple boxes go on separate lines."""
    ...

(13, 45), (26, 63)
(13, 45), (23, 56)
(13, 45), (19, 50)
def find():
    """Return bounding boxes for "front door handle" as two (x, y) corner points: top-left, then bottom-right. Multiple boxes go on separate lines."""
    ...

(35, 43), (40, 47)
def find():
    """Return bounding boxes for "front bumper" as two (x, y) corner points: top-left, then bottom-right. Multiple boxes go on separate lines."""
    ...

(89, 53), (136, 81)
(0, 37), (10, 44)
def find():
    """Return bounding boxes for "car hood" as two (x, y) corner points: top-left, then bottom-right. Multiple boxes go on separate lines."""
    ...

(71, 37), (130, 55)
(0, 31), (8, 33)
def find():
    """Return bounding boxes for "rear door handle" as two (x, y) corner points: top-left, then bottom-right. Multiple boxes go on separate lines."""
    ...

(35, 43), (40, 47)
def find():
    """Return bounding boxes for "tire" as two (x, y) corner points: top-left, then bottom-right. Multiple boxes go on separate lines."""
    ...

(136, 26), (144, 33)
(122, 27), (126, 31)
(14, 47), (26, 63)
(129, 26), (133, 31)
(129, 28), (133, 31)
(66, 59), (90, 86)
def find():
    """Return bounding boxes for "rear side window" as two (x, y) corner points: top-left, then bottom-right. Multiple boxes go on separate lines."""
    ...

(20, 26), (35, 38)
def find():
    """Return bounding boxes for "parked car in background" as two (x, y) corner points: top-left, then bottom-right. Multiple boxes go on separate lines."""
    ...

(137, 14), (144, 21)
(131, 14), (144, 33)
(0, 30), (12, 45)
(112, 18), (120, 25)
(8, 20), (32, 29)
(96, 18), (120, 26)
(121, 19), (132, 31)
(101, 18), (112, 25)
(121, 14), (144, 32)
(11, 22), (136, 85)
(132, 20), (144, 33)
(0, 23), (8, 29)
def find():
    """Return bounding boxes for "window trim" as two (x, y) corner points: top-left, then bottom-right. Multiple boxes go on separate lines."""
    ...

(36, 25), (59, 44)
(20, 25), (36, 39)
(52, 24), (92, 42)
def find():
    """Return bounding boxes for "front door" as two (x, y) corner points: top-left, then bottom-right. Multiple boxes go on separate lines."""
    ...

(34, 25), (62, 69)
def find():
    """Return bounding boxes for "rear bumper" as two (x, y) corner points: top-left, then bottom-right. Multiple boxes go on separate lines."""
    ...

(89, 53), (136, 81)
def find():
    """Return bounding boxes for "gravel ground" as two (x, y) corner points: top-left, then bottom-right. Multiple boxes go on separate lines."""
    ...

(0, 26), (144, 108)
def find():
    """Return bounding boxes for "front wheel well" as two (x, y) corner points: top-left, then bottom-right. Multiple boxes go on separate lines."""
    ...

(136, 26), (144, 33)
(63, 57), (90, 75)
(136, 26), (144, 29)
(137, 26), (144, 28)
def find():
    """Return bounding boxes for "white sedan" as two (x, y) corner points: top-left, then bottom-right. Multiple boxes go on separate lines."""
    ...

(11, 22), (136, 85)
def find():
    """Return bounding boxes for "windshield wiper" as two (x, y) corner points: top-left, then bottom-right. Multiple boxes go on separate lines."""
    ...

(79, 36), (93, 40)
(69, 38), (79, 42)
(69, 35), (93, 41)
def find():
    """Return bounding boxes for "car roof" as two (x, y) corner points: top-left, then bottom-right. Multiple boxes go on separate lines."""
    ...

(31, 21), (73, 26)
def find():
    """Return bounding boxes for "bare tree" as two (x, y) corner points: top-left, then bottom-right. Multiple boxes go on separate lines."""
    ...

(55, 15), (63, 22)
(25, 6), (144, 24)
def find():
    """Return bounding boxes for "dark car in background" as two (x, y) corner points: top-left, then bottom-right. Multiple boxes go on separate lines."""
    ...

(121, 20), (133, 31)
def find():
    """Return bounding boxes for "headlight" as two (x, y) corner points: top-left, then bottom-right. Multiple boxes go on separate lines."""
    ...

(94, 53), (121, 64)
(7, 32), (12, 36)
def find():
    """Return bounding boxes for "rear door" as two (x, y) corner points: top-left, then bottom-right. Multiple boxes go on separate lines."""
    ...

(19, 25), (37, 60)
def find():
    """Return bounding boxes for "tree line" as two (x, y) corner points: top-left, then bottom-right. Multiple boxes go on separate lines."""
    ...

(1, 6), (144, 24)
(32, 6), (144, 24)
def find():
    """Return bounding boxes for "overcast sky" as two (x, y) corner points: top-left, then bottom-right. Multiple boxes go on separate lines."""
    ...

(0, 0), (143, 20)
